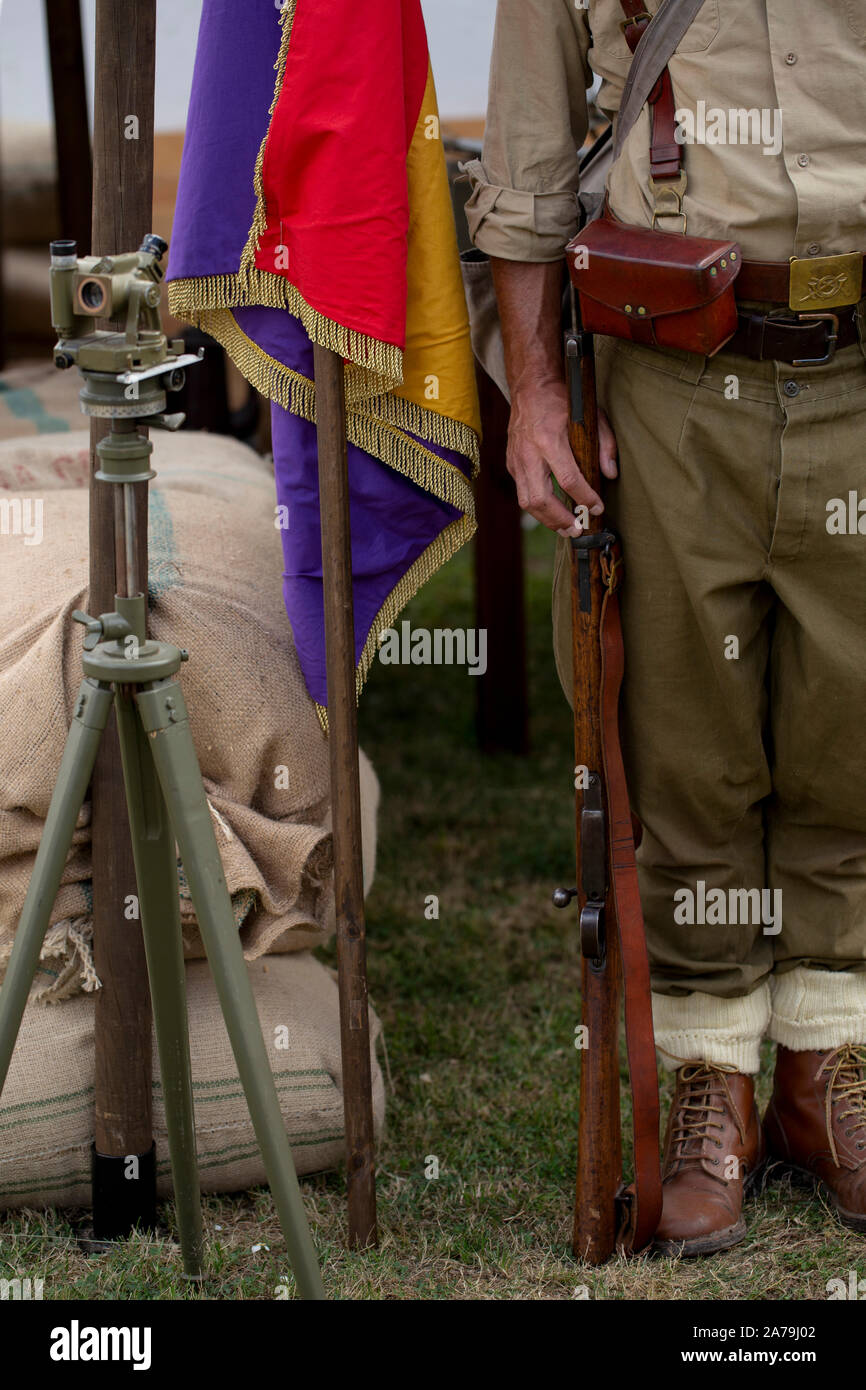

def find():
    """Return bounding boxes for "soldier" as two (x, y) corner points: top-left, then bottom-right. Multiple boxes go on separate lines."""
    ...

(464, 0), (866, 1255)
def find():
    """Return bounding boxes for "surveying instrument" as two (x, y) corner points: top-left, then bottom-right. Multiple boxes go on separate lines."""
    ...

(0, 236), (326, 1299)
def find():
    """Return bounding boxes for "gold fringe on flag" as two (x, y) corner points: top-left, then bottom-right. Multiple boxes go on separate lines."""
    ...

(180, 306), (479, 514)
(314, 513), (476, 733)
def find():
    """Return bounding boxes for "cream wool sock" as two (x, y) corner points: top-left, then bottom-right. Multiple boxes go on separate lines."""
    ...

(769, 966), (866, 1051)
(652, 983), (771, 1075)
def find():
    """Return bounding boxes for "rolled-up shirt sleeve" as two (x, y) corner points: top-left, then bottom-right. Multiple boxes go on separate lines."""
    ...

(463, 0), (592, 263)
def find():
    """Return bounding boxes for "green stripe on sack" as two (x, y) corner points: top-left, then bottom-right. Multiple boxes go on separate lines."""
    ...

(151, 1068), (335, 1095)
(0, 1084), (94, 1117)
(154, 1132), (344, 1175)
(0, 1103), (91, 1135)
(0, 1131), (344, 1199)
(160, 1084), (337, 1108)
(147, 488), (181, 596)
(0, 381), (71, 434)
(0, 1166), (92, 1197)
(0, 1073), (337, 1134)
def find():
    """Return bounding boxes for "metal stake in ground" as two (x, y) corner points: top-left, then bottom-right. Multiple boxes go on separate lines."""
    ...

(314, 342), (378, 1248)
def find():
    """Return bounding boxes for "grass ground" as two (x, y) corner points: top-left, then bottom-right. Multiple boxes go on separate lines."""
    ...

(1, 525), (864, 1300)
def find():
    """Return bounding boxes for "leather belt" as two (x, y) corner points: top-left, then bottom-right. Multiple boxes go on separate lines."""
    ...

(722, 306), (860, 365)
(737, 255), (866, 304)
(725, 253), (865, 363)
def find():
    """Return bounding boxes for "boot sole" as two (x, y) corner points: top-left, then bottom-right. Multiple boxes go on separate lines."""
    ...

(652, 1162), (764, 1259)
(765, 1157), (866, 1233)
(653, 1218), (747, 1259)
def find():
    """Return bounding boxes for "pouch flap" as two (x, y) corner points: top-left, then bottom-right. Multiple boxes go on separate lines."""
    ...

(566, 217), (741, 318)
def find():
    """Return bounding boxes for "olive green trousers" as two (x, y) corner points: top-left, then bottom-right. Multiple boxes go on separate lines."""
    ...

(553, 327), (866, 1068)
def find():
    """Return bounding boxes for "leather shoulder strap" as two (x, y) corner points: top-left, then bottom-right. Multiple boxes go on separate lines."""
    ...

(613, 0), (709, 163)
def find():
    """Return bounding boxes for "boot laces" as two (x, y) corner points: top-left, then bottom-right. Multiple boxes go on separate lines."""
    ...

(816, 1045), (866, 1166)
(669, 1062), (744, 1171)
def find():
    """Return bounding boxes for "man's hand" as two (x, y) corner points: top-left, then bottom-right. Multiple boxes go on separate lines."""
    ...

(508, 379), (618, 536)
(490, 255), (618, 536)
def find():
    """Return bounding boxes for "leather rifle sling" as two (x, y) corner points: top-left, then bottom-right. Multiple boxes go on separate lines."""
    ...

(599, 547), (662, 1252)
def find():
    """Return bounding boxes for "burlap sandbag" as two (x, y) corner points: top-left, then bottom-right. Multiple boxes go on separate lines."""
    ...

(0, 953), (384, 1208)
(0, 429), (379, 997)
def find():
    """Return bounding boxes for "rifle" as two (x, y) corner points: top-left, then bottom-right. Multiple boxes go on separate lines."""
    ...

(554, 273), (662, 1264)
(551, 0), (712, 1265)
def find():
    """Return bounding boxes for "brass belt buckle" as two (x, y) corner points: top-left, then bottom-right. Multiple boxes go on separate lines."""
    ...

(788, 252), (863, 312)
(787, 253), (860, 366)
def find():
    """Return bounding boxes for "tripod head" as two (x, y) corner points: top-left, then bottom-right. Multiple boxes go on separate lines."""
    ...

(48, 233), (201, 422)
(48, 233), (202, 593)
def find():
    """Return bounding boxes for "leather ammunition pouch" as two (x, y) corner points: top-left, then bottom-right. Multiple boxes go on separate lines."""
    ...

(568, 213), (741, 357)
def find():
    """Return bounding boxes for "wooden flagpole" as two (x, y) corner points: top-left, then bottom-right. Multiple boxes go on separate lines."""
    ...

(88, 0), (157, 1237)
(313, 342), (378, 1248)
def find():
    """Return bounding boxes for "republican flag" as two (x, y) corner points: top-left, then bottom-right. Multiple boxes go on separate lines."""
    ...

(167, 0), (481, 722)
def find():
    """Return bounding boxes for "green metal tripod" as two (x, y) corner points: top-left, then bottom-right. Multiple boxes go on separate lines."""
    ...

(0, 580), (325, 1298)
(0, 543), (325, 1299)
(0, 238), (326, 1299)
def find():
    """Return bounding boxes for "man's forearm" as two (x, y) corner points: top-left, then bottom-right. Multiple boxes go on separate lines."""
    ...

(488, 254), (618, 534)
(490, 257), (565, 399)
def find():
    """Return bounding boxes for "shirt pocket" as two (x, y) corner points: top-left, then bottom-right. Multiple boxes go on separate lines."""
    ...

(589, 0), (721, 59)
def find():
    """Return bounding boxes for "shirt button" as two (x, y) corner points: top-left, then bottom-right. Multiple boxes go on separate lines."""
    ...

(786, 52), (797, 64)
(797, 153), (810, 168)
(807, 243), (821, 255)
(783, 380), (800, 398)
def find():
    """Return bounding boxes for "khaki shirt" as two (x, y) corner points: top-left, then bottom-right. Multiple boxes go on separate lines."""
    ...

(465, 0), (866, 263)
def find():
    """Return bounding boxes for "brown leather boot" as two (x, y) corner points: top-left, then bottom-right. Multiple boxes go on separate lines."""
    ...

(654, 1062), (766, 1257)
(764, 1044), (866, 1231)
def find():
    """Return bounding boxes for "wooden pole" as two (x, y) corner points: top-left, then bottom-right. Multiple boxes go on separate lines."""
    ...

(313, 342), (377, 1248)
(88, 0), (156, 1236)
(45, 0), (92, 254)
(473, 364), (528, 755)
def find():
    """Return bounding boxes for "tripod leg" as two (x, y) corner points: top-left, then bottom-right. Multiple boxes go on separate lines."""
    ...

(0, 680), (114, 1096)
(114, 687), (204, 1278)
(136, 678), (326, 1301)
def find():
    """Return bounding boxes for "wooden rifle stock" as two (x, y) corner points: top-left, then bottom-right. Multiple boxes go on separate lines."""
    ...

(564, 325), (623, 1264)
(560, 301), (663, 1263)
